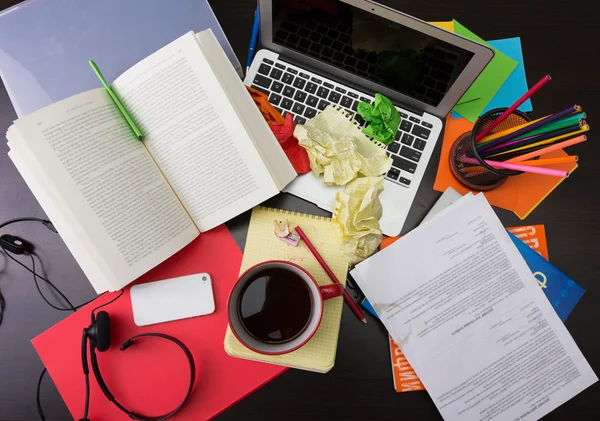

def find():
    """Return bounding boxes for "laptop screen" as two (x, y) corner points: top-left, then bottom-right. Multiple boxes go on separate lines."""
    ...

(271, 0), (475, 107)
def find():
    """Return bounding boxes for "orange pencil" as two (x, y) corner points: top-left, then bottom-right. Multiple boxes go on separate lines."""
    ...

(519, 156), (578, 166)
(507, 135), (587, 163)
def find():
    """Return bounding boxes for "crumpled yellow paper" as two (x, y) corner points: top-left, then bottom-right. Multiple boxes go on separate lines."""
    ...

(332, 176), (385, 266)
(294, 105), (392, 185)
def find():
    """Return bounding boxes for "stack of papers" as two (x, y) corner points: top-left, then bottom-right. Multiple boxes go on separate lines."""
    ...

(351, 193), (596, 421)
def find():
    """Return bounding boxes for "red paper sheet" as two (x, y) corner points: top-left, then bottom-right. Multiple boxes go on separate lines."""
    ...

(32, 226), (286, 421)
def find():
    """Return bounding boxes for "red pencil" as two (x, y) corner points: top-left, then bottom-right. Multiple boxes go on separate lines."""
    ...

(475, 75), (552, 143)
(294, 226), (367, 324)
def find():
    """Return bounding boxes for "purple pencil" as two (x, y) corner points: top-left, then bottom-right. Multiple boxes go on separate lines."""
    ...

(482, 120), (583, 153)
(477, 105), (581, 153)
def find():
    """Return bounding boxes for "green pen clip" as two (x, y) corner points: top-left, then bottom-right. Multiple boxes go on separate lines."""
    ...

(89, 60), (144, 141)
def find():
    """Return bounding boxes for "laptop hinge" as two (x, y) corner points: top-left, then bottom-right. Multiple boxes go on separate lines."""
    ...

(278, 54), (424, 117)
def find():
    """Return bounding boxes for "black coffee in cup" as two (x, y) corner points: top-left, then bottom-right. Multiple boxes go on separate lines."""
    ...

(237, 267), (313, 344)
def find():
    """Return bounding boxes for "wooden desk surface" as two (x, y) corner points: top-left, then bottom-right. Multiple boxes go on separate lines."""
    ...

(0, 0), (598, 419)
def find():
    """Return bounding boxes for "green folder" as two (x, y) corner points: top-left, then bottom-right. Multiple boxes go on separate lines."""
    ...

(452, 20), (518, 122)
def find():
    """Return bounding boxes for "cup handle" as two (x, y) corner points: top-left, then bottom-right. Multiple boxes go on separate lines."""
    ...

(319, 284), (344, 300)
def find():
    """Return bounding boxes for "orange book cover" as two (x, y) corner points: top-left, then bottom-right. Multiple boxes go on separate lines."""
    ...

(389, 336), (425, 392)
(385, 224), (548, 392)
(506, 224), (549, 260)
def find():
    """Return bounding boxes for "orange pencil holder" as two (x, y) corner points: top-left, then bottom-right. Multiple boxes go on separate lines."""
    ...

(449, 108), (532, 191)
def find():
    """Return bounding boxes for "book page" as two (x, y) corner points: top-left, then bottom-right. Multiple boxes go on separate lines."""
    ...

(351, 194), (597, 421)
(7, 89), (198, 292)
(195, 30), (296, 191)
(112, 31), (280, 232)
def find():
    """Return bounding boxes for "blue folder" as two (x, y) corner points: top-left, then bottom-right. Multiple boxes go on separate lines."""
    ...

(0, 0), (242, 117)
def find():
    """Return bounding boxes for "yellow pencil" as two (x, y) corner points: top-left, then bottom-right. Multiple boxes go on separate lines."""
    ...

(519, 156), (579, 166)
(486, 125), (589, 158)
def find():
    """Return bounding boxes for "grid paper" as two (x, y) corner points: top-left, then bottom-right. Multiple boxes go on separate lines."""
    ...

(224, 206), (349, 373)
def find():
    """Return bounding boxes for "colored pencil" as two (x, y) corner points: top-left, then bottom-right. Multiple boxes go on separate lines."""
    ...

(477, 106), (582, 152)
(482, 160), (570, 177)
(486, 125), (589, 158)
(475, 75), (552, 142)
(478, 116), (549, 144)
(481, 122), (586, 157)
(519, 156), (578, 166)
(294, 226), (367, 324)
(506, 135), (587, 163)
(463, 156), (578, 174)
(481, 119), (582, 153)
(478, 111), (586, 145)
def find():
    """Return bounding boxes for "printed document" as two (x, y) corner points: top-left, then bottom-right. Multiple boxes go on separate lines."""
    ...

(351, 194), (597, 421)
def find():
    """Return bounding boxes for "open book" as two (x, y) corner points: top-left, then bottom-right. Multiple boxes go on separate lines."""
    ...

(6, 31), (296, 292)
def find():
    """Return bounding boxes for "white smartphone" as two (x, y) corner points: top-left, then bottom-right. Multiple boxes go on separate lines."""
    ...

(130, 273), (215, 326)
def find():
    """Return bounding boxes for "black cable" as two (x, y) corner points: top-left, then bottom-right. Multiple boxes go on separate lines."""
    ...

(0, 288), (5, 328)
(0, 217), (97, 420)
(0, 246), (76, 311)
(83, 373), (90, 420)
(36, 368), (46, 421)
(29, 254), (76, 312)
(0, 217), (56, 232)
(90, 289), (124, 317)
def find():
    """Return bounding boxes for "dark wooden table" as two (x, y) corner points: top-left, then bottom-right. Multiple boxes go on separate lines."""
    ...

(1, 0), (598, 420)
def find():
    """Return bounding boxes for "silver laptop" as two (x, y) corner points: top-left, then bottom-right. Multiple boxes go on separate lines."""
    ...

(245, 0), (493, 235)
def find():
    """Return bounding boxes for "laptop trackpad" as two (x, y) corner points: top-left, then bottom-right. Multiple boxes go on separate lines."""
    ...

(283, 173), (341, 212)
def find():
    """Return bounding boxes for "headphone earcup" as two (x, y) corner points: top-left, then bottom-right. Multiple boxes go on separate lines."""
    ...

(94, 311), (111, 352)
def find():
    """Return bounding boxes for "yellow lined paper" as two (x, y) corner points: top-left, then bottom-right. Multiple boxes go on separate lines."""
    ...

(224, 206), (349, 373)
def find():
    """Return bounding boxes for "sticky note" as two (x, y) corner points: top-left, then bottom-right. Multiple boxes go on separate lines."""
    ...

(452, 37), (532, 118)
(448, 21), (518, 122)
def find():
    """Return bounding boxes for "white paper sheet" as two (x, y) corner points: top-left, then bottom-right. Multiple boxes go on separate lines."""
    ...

(351, 194), (597, 421)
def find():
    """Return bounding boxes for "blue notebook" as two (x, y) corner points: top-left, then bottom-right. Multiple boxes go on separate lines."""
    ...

(362, 233), (585, 322)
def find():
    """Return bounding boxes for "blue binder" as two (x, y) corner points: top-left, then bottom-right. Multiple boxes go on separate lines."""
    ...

(0, 0), (242, 117)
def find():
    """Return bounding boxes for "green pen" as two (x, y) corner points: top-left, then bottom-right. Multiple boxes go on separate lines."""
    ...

(89, 60), (144, 141)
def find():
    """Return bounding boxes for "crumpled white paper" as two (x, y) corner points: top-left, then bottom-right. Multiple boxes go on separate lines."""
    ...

(295, 105), (392, 186)
(332, 176), (385, 266)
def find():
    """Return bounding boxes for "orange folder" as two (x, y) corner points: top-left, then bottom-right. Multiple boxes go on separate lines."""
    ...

(433, 116), (578, 219)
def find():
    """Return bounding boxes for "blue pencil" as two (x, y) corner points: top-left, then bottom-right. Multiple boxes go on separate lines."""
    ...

(246, 8), (260, 74)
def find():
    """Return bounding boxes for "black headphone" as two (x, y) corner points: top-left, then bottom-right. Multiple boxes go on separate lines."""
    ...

(80, 292), (197, 421)
(0, 217), (197, 421)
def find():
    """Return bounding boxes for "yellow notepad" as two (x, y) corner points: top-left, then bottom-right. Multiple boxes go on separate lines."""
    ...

(224, 206), (349, 373)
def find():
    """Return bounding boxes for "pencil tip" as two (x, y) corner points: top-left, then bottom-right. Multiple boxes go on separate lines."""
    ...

(362, 318), (368, 324)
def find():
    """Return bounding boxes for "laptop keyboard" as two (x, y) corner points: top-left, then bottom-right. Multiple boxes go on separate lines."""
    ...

(250, 58), (432, 188)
